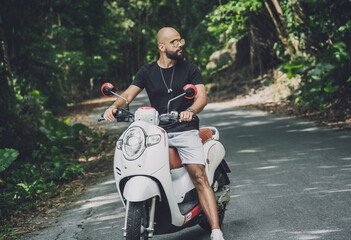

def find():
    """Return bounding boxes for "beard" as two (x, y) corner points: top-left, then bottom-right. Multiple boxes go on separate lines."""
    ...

(166, 48), (184, 60)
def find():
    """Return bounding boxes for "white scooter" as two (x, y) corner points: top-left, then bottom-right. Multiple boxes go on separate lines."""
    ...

(99, 83), (231, 240)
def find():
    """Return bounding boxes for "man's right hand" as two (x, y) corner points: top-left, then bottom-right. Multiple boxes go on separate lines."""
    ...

(104, 107), (118, 121)
(102, 85), (142, 122)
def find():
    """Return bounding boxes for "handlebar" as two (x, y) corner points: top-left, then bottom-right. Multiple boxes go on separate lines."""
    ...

(159, 111), (197, 124)
(98, 107), (134, 122)
(98, 109), (196, 124)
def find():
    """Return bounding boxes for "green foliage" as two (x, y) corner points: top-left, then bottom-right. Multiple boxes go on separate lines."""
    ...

(0, 101), (98, 218)
(0, 226), (14, 239)
(203, 0), (349, 108)
(205, 0), (351, 108)
(2, 0), (349, 228)
(0, 163), (60, 214)
(37, 112), (96, 154)
(278, 0), (351, 108)
(0, 149), (19, 173)
(1, 0), (222, 223)
(206, 0), (263, 44)
(281, 60), (305, 79)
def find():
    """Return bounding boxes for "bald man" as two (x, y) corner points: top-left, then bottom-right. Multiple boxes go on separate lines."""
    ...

(104, 27), (225, 240)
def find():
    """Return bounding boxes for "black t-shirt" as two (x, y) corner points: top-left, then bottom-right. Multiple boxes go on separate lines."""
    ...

(131, 59), (203, 132)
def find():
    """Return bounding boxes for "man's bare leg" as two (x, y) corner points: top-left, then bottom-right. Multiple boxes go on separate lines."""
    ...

(186, 164), (220, 229)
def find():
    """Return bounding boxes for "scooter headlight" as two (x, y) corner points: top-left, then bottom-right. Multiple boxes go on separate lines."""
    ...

(122, 127), (145, 160)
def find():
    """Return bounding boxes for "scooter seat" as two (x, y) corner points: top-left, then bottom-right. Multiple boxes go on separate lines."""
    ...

(169, 128), (213, 170)
(199, 128), (213, 143)
(169, 147), (182, 169)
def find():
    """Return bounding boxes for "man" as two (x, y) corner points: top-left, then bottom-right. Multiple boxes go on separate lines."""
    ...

(104, 27), (225, 240)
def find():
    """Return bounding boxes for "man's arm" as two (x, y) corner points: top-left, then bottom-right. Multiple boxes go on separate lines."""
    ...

(103, 85), (143, 121)
(179, 84), (208, 122)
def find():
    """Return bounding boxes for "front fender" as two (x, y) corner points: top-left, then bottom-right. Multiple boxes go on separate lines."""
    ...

(123, 176), (161, 202)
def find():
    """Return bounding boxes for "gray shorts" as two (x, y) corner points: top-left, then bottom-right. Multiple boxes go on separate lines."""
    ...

(168, 130), (205, 165)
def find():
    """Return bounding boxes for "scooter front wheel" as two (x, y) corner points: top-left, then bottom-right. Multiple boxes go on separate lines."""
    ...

(126, 201), (149, 240)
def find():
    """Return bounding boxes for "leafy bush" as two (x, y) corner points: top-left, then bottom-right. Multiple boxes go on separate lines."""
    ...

(206, 0), (351, 108)
(206, 0), (263, 44)
(279, 0), (351, 108)
(0, 149), (19, 173)
(0, 105), (99, 219)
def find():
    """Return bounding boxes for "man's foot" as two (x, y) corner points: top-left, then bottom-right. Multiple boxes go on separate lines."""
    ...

(210, 229), (225, 240)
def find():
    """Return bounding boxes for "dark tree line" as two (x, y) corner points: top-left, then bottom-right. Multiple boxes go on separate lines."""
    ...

(1, 0), (350, 227)
(0, 0), (220, 222)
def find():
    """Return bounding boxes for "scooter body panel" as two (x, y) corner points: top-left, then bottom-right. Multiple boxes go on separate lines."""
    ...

(113, 119), (228, 231)
(170, 167), (195, 203)
(114, 120), (186, 227)
(123, 176), (161, 202)
(119, 121), (169, 176)
(203, 140), (226, 185)
(99, 85), (230, 238)
(114, 120), (169, 196)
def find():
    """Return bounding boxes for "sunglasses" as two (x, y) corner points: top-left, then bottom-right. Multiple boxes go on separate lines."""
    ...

(169, 38), (185, 48)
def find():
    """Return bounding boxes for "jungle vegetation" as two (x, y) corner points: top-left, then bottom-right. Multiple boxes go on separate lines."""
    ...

(1, 0), (350, 233)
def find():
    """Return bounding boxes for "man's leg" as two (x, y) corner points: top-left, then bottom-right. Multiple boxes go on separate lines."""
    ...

(186, 164), (220, 230)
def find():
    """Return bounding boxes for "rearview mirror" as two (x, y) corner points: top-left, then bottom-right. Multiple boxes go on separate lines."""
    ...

(183, 84), (197, 99)
(101, 83), (115, 97)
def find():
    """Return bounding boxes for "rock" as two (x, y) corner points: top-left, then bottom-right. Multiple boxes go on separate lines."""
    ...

(226, 38), (238, 59)
(206, 49), (232, 69)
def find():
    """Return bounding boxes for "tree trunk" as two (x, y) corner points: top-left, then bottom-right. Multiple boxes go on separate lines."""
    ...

(0, 16), (14, 81)
(271, 0), (299, 54)
(270, 0), (284, 21)
(0, 14), (17, 112)
(249, 21), (255, 76)
(290, 1), (320, 55)
(264, 0), (296, 59)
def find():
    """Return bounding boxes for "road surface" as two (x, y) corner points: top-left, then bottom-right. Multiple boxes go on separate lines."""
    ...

(22, 92), (351, 240)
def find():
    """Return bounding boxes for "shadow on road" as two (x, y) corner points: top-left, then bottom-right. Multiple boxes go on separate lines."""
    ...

(22, 100), (351, 240)
(199, 104), (351, 239)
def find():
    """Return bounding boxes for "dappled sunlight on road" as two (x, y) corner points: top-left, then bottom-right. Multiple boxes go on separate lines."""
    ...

(23, 101), (351, 240)
(22, 174), (126, 240)
(78, 192), (119, 210)
(254, 166), (279, 170)
(310, 147), (335, 151)
(316, 165), (338, 169)
(237, 148), (265, 153)
(242, 120), (273, 126)
(199, 103), (351, 239)
(288, 229), (341, 240)
(287, 127), (321, 132)
(69, 174), (126, 239)
(265, 183), (287, 187)
(267, 157), (298, 163)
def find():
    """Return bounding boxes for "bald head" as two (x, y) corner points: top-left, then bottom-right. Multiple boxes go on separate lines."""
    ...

(157, 27), (180, 44)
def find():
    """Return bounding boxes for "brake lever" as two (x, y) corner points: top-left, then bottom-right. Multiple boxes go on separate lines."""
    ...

(98, 113), (105, 122)
(98, 108), (134, 122)
(97, 112), (120, 122)
(159, 111), (196, 123)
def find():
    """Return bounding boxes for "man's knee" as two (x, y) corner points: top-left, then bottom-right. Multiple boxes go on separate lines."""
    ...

(193, 171), (207, 185)
(187, 165), (208, 187)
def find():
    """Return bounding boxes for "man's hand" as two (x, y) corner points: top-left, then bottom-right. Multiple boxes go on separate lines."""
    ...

(178, 84), (207, 123)
(104, 107), (118, 122)
(179, 110), (195, 122)
(102, 85), (142, 122)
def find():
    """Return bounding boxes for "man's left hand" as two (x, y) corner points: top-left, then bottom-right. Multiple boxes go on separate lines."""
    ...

(179, 110), (195, 122)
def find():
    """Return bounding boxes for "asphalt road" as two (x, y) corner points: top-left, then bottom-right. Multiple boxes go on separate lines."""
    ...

(22, 92), (351, 240)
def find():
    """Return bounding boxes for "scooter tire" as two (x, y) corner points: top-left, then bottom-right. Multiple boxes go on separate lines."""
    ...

(126, 201), (149, 240)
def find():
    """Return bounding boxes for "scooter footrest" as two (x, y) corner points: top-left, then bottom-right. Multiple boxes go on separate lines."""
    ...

(178, 200), (200, 215)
